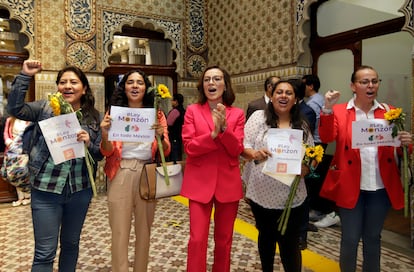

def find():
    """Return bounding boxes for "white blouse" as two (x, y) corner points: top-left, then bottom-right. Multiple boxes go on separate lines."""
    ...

(242, 110), (314, 209)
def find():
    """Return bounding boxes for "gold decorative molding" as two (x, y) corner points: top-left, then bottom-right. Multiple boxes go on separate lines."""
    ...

(399, 0), (414, 37)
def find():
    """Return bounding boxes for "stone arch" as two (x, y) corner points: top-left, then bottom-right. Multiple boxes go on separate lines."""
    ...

(103, 15), (183, 77)
(296, 0), (318, 68)
(0, 2), (34, 57)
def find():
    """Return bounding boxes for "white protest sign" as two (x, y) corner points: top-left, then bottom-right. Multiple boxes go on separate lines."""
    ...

(38, 113), (85, 165)
(262, 128), (304, 186)
(108, 106), (155, 142)
(352, 119), (400, 148)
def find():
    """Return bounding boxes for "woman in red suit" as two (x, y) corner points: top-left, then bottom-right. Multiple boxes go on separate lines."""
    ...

(319, 65), (412, 272)
(180, 66), (245, 271)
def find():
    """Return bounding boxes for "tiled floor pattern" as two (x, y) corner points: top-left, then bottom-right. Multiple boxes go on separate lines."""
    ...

(0, 195), (413, 271)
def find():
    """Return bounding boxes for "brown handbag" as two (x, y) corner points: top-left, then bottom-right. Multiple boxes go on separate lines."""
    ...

(139, 161), (185, 200)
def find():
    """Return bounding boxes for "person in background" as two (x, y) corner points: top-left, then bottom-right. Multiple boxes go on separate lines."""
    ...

(319, 65), (412, 272)
(3, 116), (31, 206)
(166, 93), (185, 161)
(291, 79), (317, 250)
(246, 76), (280, 120)
(302, 74), (340, 228)
(8, 60), (103, 272)
(295, 79), (316, 133)
(242, 79), (313, 272)
(243, 76), (281, 186)
(100, 69), (170, 272)
(180, 66), (245, 271)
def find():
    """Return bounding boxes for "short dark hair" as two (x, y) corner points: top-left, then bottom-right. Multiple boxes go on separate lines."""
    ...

(290, 78), (306, 100)
(302, 74), (320, 92)
(264, 76), (280, 92)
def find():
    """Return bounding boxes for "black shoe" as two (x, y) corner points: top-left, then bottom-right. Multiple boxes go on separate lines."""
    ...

(307, 223), (318, 232)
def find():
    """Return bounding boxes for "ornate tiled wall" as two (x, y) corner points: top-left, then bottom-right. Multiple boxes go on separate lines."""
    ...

(0, 0), (36, 57)
(207, 0), (299, 75)
(36, 0), (67, 70)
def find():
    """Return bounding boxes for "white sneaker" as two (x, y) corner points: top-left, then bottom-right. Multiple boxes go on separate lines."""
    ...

(12, 200), (23, 207)
(309, 209), (324, 221)
(314, 212), (340, 228)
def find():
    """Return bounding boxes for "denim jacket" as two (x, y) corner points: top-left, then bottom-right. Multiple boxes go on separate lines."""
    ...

(7, 73), (103, 184)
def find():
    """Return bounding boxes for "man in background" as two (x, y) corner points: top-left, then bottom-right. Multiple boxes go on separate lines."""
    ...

(246, 76), (280, 120)
(303, 74), (340, 228)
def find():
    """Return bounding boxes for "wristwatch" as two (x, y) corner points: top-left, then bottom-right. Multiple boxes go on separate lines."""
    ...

(321, 107), (333, 114)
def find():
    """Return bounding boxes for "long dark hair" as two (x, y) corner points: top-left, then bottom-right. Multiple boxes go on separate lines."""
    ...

(56, 66), (100, 123)
(196, 65), (235, 106)
(109, 69), (154, 108)
(265, 79), (310, 142)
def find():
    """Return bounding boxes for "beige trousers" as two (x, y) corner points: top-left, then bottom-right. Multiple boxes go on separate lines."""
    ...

(107, 159), (156, 272)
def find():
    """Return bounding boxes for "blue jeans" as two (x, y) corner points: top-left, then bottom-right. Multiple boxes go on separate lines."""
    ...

(338, 189), (391, 272)
(31, 186), (92, 272)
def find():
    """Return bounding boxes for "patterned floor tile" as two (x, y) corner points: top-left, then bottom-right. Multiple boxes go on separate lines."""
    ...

(0, 195), (413, 271)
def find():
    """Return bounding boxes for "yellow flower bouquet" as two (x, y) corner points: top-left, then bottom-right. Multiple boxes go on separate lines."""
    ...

(384, 107), (410, 217)
(48, 92), (97, 197)
(147, 83), (172, 185)
(278, 144), (324, 235)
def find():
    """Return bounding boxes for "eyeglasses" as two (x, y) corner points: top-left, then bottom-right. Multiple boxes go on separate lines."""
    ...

(356, 79), (381, 86)
(203, 76), (223, 83)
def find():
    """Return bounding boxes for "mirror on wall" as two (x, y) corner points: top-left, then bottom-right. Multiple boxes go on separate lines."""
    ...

(105, 27), (177, 111)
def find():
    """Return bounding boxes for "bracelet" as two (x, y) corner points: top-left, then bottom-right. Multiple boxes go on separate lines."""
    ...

(321, 107), (333, 114)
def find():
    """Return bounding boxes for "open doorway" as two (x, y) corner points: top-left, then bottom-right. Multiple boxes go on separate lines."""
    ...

(104, 26), (178, 113)
(0, 7), (30, 203)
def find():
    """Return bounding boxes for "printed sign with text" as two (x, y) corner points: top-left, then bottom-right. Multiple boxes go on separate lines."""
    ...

(262, 128), (304, 186)
(352, 119), (400, 148)
(108, 106), (155, 142)
(38, 113), (85, 165)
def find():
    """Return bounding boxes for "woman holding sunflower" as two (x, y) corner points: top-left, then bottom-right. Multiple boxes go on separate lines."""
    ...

(100, 69), (170, 272)
(319, 65), (412, 272)
(242, 79), (314, 272)
(7, 60), (103, 272)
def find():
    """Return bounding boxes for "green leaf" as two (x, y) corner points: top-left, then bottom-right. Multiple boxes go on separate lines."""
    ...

(75, 110), (83, 121)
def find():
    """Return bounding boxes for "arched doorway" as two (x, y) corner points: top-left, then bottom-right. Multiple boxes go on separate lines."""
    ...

(0, 7), (30, 203)
(103, 25), (178, 113)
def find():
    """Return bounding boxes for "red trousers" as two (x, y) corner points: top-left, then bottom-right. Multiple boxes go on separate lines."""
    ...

(186, 198), (239, 272)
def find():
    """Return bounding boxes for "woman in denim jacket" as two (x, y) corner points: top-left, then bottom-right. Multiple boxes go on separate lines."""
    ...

(7, 60), (103, 272)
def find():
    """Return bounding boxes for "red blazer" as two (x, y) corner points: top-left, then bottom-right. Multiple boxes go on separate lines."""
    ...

(319, 103), (404, 209)
(180, 103), (245, 204)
